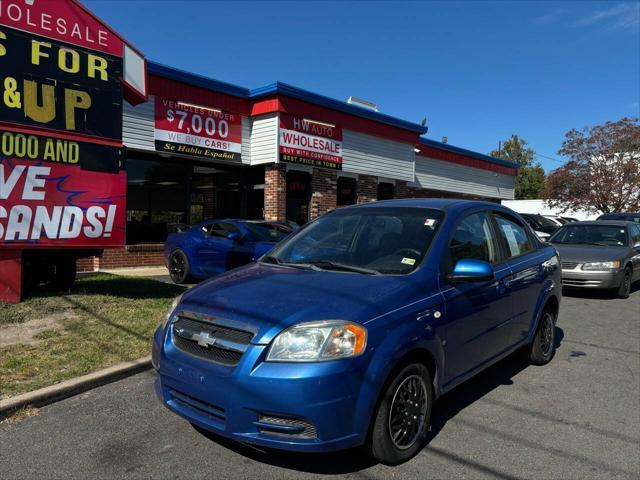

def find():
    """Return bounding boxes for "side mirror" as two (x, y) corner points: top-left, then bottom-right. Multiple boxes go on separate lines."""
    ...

(448, 259), (495, 283)
(227, 231), (243, 242)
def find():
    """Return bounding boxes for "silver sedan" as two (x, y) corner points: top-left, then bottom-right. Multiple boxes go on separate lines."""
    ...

(550, 220), (640, 298)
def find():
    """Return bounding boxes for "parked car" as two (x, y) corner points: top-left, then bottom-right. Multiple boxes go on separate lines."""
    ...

(153, 199), (562, 465)
(519, 213), (561, 235)
(164, 220), (293, 283)
(550, 220), (640, 298)
(535, 230), (551, 242)
(560, 216), (579, 223)
(596, 212), (640, 223)
(544, 215), (569, 226)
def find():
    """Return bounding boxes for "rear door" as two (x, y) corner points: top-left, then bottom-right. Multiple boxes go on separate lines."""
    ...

(492, 211), (546, 347)
(441, 210), (513, 383)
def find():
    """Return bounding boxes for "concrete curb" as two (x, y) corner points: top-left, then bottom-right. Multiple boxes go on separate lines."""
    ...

(0, 356), (152, 418)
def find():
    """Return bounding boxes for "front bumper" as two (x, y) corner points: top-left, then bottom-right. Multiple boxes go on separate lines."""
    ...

(561, 268), (624, 289)
(152, 325), (368, 452)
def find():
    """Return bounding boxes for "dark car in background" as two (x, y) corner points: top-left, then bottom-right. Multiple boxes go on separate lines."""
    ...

(596, 212), (640, 223)
(550, 221), (640, 298)
(519, 213), (562, 235)
(164, 220), (292, 283)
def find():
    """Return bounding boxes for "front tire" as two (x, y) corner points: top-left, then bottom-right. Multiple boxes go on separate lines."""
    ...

(370, 363), (432, 465)
(616, 267), (632, 299)
(528, 307), (556, 365)
(169, 249), (192, 284)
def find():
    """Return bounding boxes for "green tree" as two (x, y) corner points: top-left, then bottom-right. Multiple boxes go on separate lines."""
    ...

(543, 118), (640, 213)
(489, 134), (545, 199)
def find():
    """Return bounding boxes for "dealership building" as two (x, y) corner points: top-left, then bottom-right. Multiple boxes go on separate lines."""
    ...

(83, 61), (517, 270)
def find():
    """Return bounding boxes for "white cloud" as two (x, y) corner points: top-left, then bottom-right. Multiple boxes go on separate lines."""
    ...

(574, 2), (639, 31)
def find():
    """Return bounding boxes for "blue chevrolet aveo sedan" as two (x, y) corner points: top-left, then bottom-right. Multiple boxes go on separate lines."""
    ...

(153, 199), (561, 465)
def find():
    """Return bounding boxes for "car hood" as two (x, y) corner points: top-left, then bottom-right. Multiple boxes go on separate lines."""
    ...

(551, 244), (629, 263)
(178, 262), (425, 344)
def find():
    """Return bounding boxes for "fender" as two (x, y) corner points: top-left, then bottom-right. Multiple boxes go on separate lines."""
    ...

(349, 311), (445, 445)
(526, 276), (561, 343)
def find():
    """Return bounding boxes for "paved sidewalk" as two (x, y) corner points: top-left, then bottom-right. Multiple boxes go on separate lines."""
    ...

(100, 267), (173, 284)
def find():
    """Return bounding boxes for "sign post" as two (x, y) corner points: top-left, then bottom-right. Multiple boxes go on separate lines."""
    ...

(0, 0), (146, 303)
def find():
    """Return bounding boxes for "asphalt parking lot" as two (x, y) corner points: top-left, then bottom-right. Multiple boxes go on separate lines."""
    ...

(1, 287), (639, 480)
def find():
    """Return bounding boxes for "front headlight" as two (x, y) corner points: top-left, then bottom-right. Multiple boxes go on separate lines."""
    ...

(162, 293), (184, 329)
(267, 320), (367, 362)
(581, 260), (621, 271)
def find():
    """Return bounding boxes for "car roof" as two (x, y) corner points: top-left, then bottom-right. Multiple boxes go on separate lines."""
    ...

(562, 220), (632, 227)
(346, 198), (504, 214)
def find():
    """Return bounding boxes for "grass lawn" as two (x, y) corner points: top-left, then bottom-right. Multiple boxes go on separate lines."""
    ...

(0, 274), (185, 399)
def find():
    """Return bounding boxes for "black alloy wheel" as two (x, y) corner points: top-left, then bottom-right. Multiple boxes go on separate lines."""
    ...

(388, 375), (428, 450)
(169, 250), (191, 284)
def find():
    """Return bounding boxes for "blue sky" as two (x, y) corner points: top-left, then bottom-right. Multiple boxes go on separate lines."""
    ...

(86, 0), (639, 172)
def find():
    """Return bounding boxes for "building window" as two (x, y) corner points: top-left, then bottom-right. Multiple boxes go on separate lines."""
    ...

(286, 170), (311, 224)
(337, 177), (357, 206)
(126, 157), (188, 244)
(377, 182), (395, 200)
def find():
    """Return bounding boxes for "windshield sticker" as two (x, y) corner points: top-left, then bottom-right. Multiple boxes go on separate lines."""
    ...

(424, 218), (436, 227)
(401, 257), (416, 266)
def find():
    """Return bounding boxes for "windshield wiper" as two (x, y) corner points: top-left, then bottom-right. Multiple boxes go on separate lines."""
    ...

(261, 255), (315, 270)
(305, 260), (380, 275)
(260, 255), (282, 265)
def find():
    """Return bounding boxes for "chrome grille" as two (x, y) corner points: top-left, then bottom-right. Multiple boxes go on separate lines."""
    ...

(561, 262), (579, 270)
(172, 315), (253, 366)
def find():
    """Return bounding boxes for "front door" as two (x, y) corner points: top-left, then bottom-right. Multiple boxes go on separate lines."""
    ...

(199, 222), (243, 275)
(440, 210), (513, 385)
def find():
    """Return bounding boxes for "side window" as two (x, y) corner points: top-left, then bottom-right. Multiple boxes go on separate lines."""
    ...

(494, 214), (534, 258)
(449, 212), (499, 266)
(208, 222), (241, 238)
(630, 224), (640, 245)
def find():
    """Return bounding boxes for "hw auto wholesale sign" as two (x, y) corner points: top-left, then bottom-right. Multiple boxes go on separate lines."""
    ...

(279, 114), (342, 170)
(154, 98), (242, 162)
(0, 0), (132, 247)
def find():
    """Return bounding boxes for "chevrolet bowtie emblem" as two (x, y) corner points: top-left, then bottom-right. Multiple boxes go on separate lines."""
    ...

(193, 331), (217, 348)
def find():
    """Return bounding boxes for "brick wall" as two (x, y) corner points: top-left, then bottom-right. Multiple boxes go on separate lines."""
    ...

(264, 163), (287, 221)
(76, 244), (166, 272)
(395, 180), (409, 199)
(310, 168), (337, 220)
(357, 175), (378, 204)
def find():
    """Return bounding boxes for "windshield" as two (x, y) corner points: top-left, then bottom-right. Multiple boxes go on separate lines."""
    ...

(550, 225), (628, 247)
(243, 223), (291, 242)
(533, 215), (559, 228)
(264, 207), (444, 274)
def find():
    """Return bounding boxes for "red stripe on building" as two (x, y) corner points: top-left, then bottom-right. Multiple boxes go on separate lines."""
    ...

(251, 97), (420, 145)
(417, 146), (517, 176)
(150, 75), (251, 116)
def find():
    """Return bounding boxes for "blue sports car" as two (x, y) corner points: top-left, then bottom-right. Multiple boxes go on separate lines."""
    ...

(164, 220), (292, 283)
(154, 199), (561, 464)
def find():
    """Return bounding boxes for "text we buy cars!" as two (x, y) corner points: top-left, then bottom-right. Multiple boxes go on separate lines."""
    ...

(153, 199), (561, 465)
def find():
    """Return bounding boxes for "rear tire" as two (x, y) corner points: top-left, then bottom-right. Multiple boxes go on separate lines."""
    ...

(169, 249), (193, 284)
(370, 363), (432, 465)
(527, 307), (556, 365)
(616, 267), (632, 299)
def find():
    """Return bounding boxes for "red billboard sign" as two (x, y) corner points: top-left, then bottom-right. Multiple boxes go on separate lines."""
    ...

(279, 114), (342, 170)
(0, 158), (126, 247)
(154, 97), (242, 162)
(0, 0), (135, 249)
